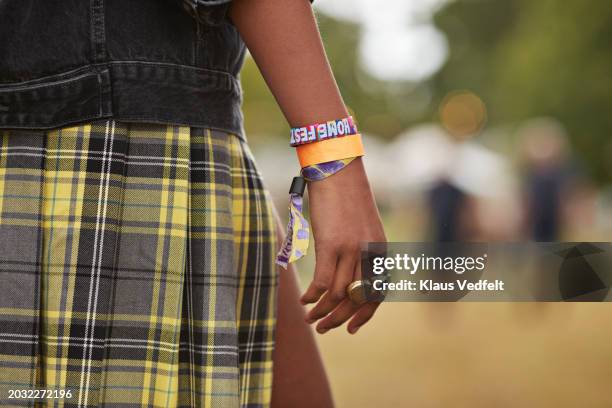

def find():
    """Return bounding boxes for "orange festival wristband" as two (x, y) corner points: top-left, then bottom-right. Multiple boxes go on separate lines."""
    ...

(295, 133), (365, 167)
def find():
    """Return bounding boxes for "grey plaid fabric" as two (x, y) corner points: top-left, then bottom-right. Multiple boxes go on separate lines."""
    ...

(0, 120), (278, 407)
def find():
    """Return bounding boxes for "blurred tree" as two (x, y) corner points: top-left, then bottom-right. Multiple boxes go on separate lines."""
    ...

(433, 0), (612, 182)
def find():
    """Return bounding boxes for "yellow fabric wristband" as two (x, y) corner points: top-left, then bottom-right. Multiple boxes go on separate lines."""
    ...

(295, 133), (365, 168)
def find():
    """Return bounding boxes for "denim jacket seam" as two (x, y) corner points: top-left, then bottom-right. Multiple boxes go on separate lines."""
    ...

(0, 61), (240, 93)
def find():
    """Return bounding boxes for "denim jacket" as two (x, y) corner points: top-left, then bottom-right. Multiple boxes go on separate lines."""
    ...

(0, 0), (249, 137)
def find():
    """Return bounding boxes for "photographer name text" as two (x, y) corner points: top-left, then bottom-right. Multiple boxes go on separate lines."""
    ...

(373, 279), (505, 292)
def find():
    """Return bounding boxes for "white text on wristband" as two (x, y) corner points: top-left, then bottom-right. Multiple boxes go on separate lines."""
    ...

(289, 116), (358, 147)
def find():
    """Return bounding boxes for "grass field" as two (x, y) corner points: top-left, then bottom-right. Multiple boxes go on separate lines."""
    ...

(314, 302), (612, 407)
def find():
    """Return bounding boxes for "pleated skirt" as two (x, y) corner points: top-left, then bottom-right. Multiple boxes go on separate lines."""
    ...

(0, 120), (278, 407)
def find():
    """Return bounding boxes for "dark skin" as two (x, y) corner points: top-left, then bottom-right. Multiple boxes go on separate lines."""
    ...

(230, 0), (386, 335)
(271, 209), (334, 407)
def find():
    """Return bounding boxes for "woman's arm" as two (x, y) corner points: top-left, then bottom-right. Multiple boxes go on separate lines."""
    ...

(229, 0), (386, 334)
(228, 0), (347, 125)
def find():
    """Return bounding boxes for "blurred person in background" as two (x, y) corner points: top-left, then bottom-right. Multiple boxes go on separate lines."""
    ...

(426, 91), (485, 243)
(428, 180), (469, 242)
(518, 118), (583, 241)
(517, 118), (600, 305)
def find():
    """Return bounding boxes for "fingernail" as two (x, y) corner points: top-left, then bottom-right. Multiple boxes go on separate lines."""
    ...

(317, 327), (329, 334)
(349, 325), (360, 334)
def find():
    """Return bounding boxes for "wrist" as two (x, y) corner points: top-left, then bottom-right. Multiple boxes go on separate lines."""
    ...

(307, 157), (369, 191)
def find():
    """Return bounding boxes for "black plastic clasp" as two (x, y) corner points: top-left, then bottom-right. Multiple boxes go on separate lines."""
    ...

(289, 176), (306, 196)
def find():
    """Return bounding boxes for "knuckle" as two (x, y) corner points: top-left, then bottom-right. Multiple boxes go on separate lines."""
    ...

(339, 240), (360, 254)
(329, 289), (346, 302)
(313, 279), (330, 292)
(322, 238), (342, 251)
(315, 238), (336, 253)
(315, 255), (335, 271)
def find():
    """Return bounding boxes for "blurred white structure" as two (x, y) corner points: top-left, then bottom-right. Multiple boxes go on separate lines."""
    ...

(315, 0), (449, 82)
(373, 124), (517, 198)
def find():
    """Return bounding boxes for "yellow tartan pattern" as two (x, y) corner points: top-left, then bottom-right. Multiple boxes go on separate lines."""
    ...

(0, 121), (278, 407)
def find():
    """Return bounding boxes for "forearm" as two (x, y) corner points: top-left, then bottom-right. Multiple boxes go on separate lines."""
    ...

(228, 0), (348, 126)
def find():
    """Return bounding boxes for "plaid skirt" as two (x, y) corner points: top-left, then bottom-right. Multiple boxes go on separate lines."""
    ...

(0, 121), (278, 407)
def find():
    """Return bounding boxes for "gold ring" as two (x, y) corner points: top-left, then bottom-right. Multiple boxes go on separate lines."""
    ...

(346, 280), (369, 305)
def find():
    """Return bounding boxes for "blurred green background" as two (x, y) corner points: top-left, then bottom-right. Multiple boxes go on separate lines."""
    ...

(240, 0), (612, 406)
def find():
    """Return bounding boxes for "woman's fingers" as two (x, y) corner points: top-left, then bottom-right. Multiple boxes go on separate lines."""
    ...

(315, 299), (382, 334)
(347, 302), (381, 334)
(314, 298), (359, 333)
(330, 251), (358, 302)
(300, 249), (337, 305)
(305, 254), (355, 322)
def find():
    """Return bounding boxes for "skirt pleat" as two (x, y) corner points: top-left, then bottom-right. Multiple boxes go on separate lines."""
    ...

(0, 120), (278, 407)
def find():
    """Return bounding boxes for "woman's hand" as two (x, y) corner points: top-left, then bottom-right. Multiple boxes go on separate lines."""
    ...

(301, 157), (386, 334)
